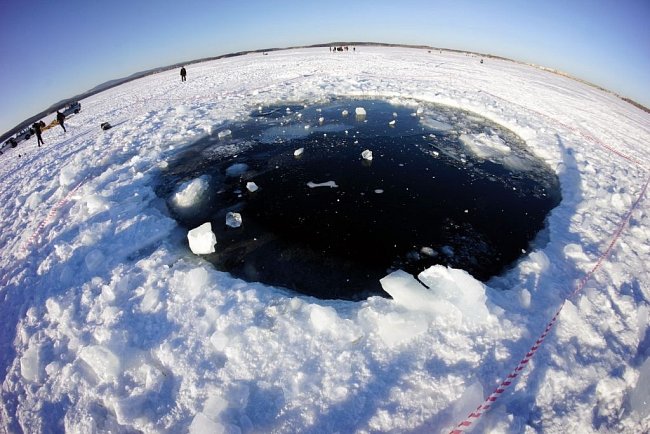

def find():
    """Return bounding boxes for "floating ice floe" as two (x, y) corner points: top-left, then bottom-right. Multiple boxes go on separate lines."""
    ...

(361, 149), (373, 160)
(226, 212), (242, 228)
(294, 147), (304, 157)
(342, 109), (349, 116)
(355, 107), (366, 117)
(246, 182), (259, 192)
(187, 222), (217, 254)
(389, 120), (396, 126)
(307, 181), (338, 188)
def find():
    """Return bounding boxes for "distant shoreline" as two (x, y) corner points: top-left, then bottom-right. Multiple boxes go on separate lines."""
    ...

(3, 42), (648, 142)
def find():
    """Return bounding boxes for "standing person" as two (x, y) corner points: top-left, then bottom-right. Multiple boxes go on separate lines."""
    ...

(56, 111), (66, 132)
(180, 66), (187, 82)
(32, 121), (44, 146)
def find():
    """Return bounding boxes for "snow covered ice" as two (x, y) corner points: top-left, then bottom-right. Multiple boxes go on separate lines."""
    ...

(1, 46), (649, 433)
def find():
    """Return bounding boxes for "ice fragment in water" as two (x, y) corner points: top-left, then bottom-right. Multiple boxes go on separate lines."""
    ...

(226, 212), (242, 228)
(294, 147), (304, 157)
(188, 222), (217, 254)
(342, 109), (349, 116)
(307, 181), (338, 188)
(361, 149), (373, 161)
(170, 175), (211, 215)
(225, 163), (249, 177)
(246, 182), (259, 192)
(355, 107), (366, 117)
(420, 247), (437, 257)
(217, 129), (231, 139)
(389, 120), (396, 126)
(318, 117), (325, 124)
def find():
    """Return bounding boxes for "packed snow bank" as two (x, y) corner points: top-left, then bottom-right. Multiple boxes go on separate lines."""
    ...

(1, 46), (649, 433)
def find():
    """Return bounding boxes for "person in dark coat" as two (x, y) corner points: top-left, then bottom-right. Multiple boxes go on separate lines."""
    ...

(180, 66), (187, 82)
(32, 121), (44, 146)
(56, 111), (66, 132)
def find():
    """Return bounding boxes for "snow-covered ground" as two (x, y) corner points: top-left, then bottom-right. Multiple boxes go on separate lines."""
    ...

(1, 47), (649, 433)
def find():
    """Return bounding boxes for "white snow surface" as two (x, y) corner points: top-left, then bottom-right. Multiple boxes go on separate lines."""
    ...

(1, 47), (649, 433)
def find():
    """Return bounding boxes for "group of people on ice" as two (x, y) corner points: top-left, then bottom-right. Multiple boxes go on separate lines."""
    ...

(32, 110), (67, 147)
(330, 46), (355, 52)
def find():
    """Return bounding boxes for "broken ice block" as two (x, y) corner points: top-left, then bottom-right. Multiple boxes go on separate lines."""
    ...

(355, 107), (366, 117)
(294, 147), (304, 157)
(188, 222), (217, 254)
(246, 182), (259, 192)
(226, 212), (242, 228)
(361, 149), (373, 161)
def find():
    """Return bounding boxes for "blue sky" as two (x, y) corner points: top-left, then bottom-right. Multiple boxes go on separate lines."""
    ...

(1, 0), (649, 135)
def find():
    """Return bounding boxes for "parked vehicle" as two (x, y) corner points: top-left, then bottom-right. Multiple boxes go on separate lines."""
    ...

(1, 137), (17, 150)
(14, 127), (34, 142)
(60, 101), (81, 117)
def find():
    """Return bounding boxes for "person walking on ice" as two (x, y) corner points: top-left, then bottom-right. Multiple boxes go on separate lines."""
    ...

(180, 66), (187, 82)
(56, 110), (66, 132)
(32, 121), (44, 146)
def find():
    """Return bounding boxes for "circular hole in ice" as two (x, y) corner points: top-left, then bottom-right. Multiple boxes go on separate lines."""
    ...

(156, 99), (561, 300)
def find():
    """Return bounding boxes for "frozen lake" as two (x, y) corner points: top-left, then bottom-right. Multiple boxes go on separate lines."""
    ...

(158, 98), (561, 299)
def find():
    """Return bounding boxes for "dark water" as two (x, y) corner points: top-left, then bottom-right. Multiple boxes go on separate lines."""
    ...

(156, 99), (561, 300)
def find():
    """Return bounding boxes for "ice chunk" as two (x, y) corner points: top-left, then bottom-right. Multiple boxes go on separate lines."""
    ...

(375, 311), (429, 346)
(170, 175), (211, 216)
(374, 189), (383, 194)
(420, 116), (453, 131)
(361, 150), (373, 161)
(309, 305), (339, 332)
(246, 182), (259, 192)
(342, 109), (349, 116)
(226, 212), (242, 228)
(188, 222), (217, 254)
(307, 181), (338, 188)
(418, 266), (490, 321)
(381, 266), (490, 322)
(355, 107), (366, 118)
(294, 147), (304, 157)
(217, 129), (232, 139)
(388, 120), (396, 126)
(631, 357), (650, 418)
(85, 249), (105, 272)
(318, 116), (325, 124)
(420, 247), (437, 257)
(225, 163), (249, 177)
(79, 345), (121, 382)
(20, 344), (40, 382)
(189, 413), (225, 434)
